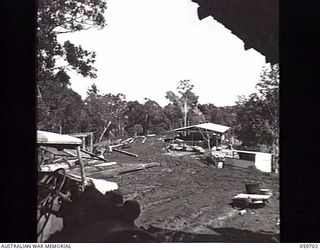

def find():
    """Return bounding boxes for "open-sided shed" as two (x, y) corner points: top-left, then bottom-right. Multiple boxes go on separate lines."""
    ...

(172, 122), (231, 148)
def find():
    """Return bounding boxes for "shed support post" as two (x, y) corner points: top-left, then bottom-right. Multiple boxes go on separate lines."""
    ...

(76, 146), (86, 190)
(82, 137), (85, 150)
(90, 133), (93, 153)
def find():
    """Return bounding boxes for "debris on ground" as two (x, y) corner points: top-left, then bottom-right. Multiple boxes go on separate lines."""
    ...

(239, 210), (247, 215)
(103, 135), (279, 242)
(112, 148), (139, 158)
(40, 134), (279, 242)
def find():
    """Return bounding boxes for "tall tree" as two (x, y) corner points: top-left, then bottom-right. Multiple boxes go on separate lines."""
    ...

(37, 84), (84, 133)
(84, 91), (127, 142)
(142, 99), (168, 134)
(37, 0), (106, 86)
(123, 101), (145, 136)
(165, 80), (199, 128)
(37, 0), (107, 131)
(198, 104), (237, 127)
(235, 64), (279, 166)
(163, 103), (181, 130)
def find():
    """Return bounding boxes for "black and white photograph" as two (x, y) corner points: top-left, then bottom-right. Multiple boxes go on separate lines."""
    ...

(36, 0), (279, 243)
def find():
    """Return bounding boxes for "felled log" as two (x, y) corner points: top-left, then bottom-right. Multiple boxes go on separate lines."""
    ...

(108, 162), (161, 176)
(94, 162), (117, 167)
(121, 137), (133, 144)
(83, 160), (117, 168)
(83, 159), (102, 165)
(98, 121), (111, 142)
(109, 143), (124, 149)
(81, 149), (108, 162)
(113, 148), (138, 158)
(146, 134), (156, 137)
(88, 162), (160, 178)
(68, 163), (117, 176)
(141, 136), (147, 144)
(121, 162), (160, 169)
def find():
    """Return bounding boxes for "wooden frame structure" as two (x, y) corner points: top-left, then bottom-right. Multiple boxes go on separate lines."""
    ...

(68, 132), (95, 153)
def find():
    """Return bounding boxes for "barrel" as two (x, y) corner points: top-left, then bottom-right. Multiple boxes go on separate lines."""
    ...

(245, 183), (260, 194)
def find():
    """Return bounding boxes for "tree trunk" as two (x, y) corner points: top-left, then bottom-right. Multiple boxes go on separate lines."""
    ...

(183, 99), (187, 127)
(271, 138), (279, 172)
(89, 134), (93, 153)
(98, 121), (111, 142)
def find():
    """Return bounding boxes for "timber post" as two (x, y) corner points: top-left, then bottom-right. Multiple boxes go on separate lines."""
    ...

(76, 145), (86, 190)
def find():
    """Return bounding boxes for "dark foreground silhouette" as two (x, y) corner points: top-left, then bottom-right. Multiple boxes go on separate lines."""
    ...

(144, 225), (279, 243)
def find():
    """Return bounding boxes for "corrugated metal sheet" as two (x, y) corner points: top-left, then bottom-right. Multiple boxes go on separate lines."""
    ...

(37, 130), (82, 146)
(234, 150), (272, 155)
(68, 132), (95, 137)
(195, 123), (231, 133)
(173, 123), (231, 134)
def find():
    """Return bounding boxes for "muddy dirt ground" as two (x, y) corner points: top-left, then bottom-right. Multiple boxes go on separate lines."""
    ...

(102, 136), (280, 242)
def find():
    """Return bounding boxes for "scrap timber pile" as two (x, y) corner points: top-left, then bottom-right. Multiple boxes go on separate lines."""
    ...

(98, 135), (280, 242)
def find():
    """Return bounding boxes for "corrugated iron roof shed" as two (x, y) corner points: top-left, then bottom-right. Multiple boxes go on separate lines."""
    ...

(37, 130), (82, 147)
(173, 122), (231, 134)
(68, 132), (95, 137)
(195, 123), (231, 133)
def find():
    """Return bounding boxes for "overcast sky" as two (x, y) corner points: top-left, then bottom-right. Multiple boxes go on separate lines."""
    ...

(58, 0), (268, 107)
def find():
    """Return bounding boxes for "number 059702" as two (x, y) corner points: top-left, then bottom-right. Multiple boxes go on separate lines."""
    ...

(300, 244), (318, 248)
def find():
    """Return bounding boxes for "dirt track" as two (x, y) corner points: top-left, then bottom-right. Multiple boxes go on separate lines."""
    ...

(104, 137), (280, 242)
